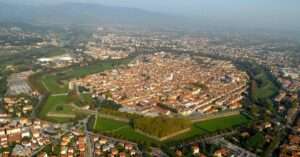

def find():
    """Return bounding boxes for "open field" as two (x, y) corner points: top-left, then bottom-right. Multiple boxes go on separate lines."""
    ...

(94, 117), (160, 144)
(39, 95), (79, 123)
(35, 56), (134, 95)
(167, 114), (251, 142)
(254, 72), (278, 99)
(0, 48), (11, 56)
(93, 114), (251, 145)
(38, 76), (69, 94)
(81, 93), (93, 102)
(43, 48), (70, 57)
(62, 57), (134, 78)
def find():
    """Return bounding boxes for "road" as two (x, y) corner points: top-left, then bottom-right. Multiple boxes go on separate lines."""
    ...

(85, 120), (93, 157)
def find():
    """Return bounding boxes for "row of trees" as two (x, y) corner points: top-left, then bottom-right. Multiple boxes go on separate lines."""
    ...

(133, 117), (191, 138)
(98, 108), (142, 120)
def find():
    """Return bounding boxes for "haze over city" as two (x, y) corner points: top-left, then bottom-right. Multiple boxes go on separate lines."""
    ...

(1, 0), (300, 31)
(0, 0), (299, 157)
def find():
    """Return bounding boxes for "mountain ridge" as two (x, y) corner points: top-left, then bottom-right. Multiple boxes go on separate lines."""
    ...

(0, 2), (181, 27)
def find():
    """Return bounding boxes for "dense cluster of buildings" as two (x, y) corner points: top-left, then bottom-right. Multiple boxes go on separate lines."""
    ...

(279, 117), (300, 157)
(84, 42), (131, 60)
(0, 117), (54, 157)
(37, 54), (79, 68)
(89, 134), (139, 157)
(77, 53), (248, 116)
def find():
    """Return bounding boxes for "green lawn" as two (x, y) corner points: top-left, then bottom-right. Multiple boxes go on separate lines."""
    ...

(82, 93), (93, 102)
(254, 73), (278, 99)
(36, 57), (134, 94)
(167, 114), (251, 142)
(94, 117), (160, 144)
(44, 48), (70, 57)
(0, 48), (11, 56)
(94, 114), (251, 145)
(39, 95), (78, 122)
(95, 117), (129, 131)
(62, 57), (134, 79)
(38, 76), (69, 94)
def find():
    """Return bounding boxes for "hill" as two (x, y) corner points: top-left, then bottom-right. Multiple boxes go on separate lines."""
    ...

(0, 2), (179, 27)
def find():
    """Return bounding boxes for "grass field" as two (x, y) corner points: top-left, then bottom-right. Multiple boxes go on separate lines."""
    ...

(254, 72), (278, 99)
(94, 114), (251, 145)
(39, 95), (79, 123)
(166, 114), (251, 142)
(62, 57), (134, 78)
(82, 93), (93, 102)
(0, 48), (11, 56)
(38, 76), (69, 94)
(94, 117), (160, 144)
(44, 48), (70, 57)
(36, 57), (134, 94)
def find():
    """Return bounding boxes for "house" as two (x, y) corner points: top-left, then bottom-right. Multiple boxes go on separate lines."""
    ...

(95, 148), (102, 156)
(19, 118), (31, 126)
(99, 138), (108, 145)
(6, 127), (21, 135)
(102, 145), (110, 152)
(38, 152), (48, 157)
(111, 148), (118, 155)
(23, 105), (33, 113)
(214, 149), (229, 157)
(176, 150), (183, 157)
(125, 144), (133, 150)
(32, 129), (40, 138)
(8, 134), (22, 143)
(119, 152), (126, 157)
(22, 140), (32, 147)
(0, 128), (5, 136)
(240, 131), (250, 138)
(261, 122), (272, 129)
(21, 129), (31, 138)
(192, 146), (200, 154)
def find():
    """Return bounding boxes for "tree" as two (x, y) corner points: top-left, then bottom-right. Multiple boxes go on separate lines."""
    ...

(251, 80), (258, 102)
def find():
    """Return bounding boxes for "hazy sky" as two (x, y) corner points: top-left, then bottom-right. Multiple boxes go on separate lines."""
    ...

(2, 0), (300, 31)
